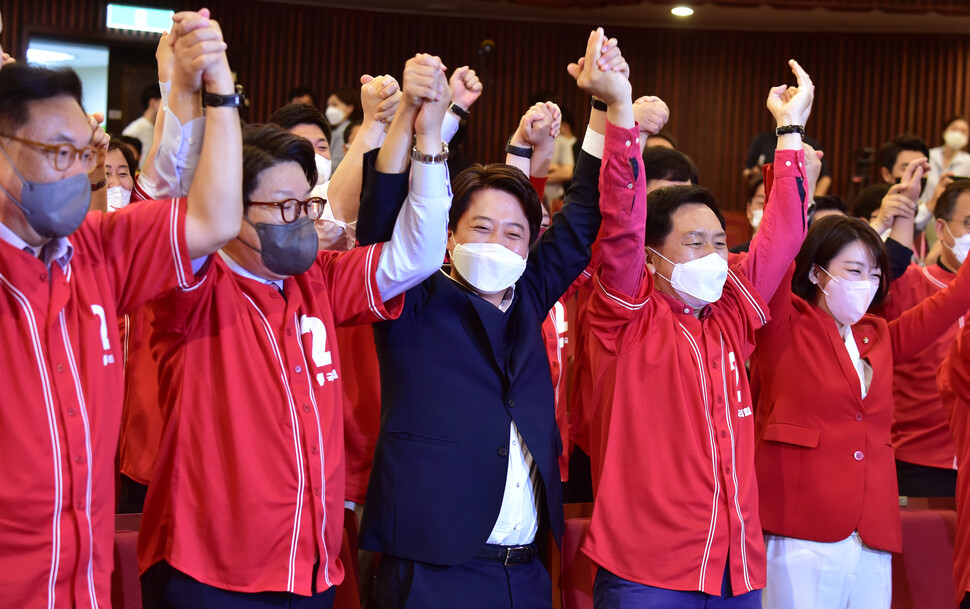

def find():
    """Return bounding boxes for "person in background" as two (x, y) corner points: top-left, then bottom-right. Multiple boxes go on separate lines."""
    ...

(122, 82), (161, 169)
(810, 194), (848, 226)
(744, 127), (830, 195)
(876, 180), (970, 498)
(324, 86), (362, 170)
(342, 118), (362, 156)
(730, 171), (766, 253)
(645, 129), (677, 149)
(925, 117), (970, 207)
(105, 139), (136, 212)
(287, 85), (317, 107)
(117, 134), (143, 167)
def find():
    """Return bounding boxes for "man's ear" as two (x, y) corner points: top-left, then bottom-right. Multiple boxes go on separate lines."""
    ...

(644, 246), (656, 275)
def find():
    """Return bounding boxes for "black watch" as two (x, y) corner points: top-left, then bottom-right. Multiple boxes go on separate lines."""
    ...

(775, 124), (805, 137)
(591, 97), (608, 112)
(203, 88), (246, 108)
(506, 139), (532, 159)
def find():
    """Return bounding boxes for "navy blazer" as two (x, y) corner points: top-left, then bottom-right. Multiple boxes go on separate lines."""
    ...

(357, 149), (602, 566)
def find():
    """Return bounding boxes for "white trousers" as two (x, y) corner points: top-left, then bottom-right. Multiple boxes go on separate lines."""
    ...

(762, 532), (892, 609)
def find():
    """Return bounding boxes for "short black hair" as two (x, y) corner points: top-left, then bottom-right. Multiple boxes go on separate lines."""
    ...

(327, 87), (363, 122)
(647, 130), (678, 150)
(267, 103), (331, 145)
(241, 123), (317, 211)
(792, 214), (891, 308)
(642, 147), (699, 185)
(140, 83), (161, 111)
(116, 134), (143, 160)
(942, 115), (969, 133)
(286, 86), (318, 107)
(108, 138), (137, 176)
(450, 164), (542, 245)
(644, 185), (725, 247)
(343, 119), (362, 146)
(879, 133), (929, 173)
(852, 183), (891, 221)
(813, 194), (848, 215)
(0, 63), (83, 131)
(935, 180), (970, 221)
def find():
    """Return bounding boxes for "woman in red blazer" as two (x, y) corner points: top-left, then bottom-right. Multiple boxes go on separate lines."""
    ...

(751, 173), (970, 608)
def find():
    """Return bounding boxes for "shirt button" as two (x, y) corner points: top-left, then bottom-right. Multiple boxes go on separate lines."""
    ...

(720, 430), (727, 438)
(498, 447), (509, 457)
(627, 183), (634, 189)
(270, 291), (278, 299)
(625, 140), (631, 147)
(725, 466), (732, 474)
(310, 445), (319, 455)
(507, 398), (515, 408)
(684, 307), (690, 314)
(855, 413), (864, 422)
(67, 408), (76, 417)
(302, 403), (310, 413)
(75, 456), (85, 465)
(286, 328), (294, 336)
(76, 502), (85, 511)
(716, 396), (724, 404)
(854, 451), (864, 461)
(785, 160), (792, 166)
(295, 365), (302, 373)
(40, 272), (48, 282)
(56, 364), (65, 373)
(711, 361), (719, 369)
(313, 487), (321, 496)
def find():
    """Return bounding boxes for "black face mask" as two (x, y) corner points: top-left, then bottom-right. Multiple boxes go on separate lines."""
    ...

(240, 215), (318, 277)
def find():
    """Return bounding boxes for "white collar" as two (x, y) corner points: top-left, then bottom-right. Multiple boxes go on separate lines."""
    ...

(218, 249), (284, 291)
(0, 219), (73, 271)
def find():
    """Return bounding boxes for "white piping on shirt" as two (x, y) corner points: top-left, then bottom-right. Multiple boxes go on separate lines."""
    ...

(720, 335), (752, 592)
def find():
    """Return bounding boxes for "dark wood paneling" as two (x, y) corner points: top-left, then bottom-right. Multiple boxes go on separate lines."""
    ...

(3, 0), (970, 210)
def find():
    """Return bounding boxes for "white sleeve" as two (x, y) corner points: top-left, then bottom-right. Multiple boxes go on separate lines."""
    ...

(136, 106), (205, 199)
(374, 159), (452, 300)
(441, 112), (461, 144)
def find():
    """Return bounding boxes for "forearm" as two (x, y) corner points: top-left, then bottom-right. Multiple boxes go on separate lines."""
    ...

(140, 81), (170, 187)
(546, 164), (573, 183)
(376, 104), (418, 174)
(89, 169), (107, 213)
(888, 214), (915, 251)
(743, 148), (809, 302)
(892, 253), (970, 362)
(375, 159), (451, 300)
(184, 101), (241, 257)
(814, 175), (831, 196)
(531, 142), (554, 179)
(327, 119), (385, 223)
(597, 120), (646, 296)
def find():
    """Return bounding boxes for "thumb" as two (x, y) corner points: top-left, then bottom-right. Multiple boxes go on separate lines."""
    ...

(567, 63), (580, 79)
(453, 65), (468, 80)
(360, 74), (375, 85)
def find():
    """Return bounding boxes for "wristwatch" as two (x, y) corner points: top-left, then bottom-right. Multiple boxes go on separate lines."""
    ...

(505, 139), (533, 159)
(591, 97), (608, 112)
(775, 125), (805, 137)
(90, 177), (107, 192)
(203, 85), (246, 108)
(410, 142), (449, 164)
(449, 102), (470, 120)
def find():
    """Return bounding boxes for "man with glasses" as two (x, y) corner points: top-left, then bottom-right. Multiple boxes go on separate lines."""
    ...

(136, 53), (452, 609)
(0, 9), (241, 608)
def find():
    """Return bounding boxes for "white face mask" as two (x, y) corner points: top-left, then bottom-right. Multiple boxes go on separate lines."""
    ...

(324, 106), (346, 127)
(749, 208), (763, 230)
(315, 153), (331, 185)
(942, 223), (970, 265)
(816, 266), (878, 327)
(649, 248), (728, 309)
(451, 240), (527, 295)
(106, 185), (132, 212)
(944, 130), (968, 151)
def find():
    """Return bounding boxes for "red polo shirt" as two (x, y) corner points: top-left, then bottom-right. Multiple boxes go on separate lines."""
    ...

(138, 243), (402, 595)
(0, 199), (193, 608)
(879, 262), (962, 470)
(939, 323), (970, 600)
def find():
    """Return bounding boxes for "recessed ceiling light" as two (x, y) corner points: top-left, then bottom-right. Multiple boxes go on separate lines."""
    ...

(26, 49), (76, 63)
(671, 6), (694, 17)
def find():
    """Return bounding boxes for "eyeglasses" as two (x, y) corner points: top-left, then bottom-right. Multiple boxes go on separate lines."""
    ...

(0, 133), (105, 172)
(248, 197), (327, 223)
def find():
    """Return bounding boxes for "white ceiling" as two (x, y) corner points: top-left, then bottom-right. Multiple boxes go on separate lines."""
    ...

(297, 0), (970, 34)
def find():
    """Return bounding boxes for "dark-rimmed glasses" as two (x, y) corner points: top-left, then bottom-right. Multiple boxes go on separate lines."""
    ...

(0, 133), (105, 172)
(248, 197), (327, 223)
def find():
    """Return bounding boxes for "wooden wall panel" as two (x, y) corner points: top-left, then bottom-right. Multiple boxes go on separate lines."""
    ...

(3, 0), (970, 211)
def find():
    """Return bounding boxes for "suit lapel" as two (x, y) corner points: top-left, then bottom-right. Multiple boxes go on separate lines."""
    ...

(467, 293), (509, 376)
(815, 306), (866, 407)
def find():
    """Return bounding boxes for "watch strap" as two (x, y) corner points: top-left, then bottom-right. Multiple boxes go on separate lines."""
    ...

(591, 98), (608, 112)
(449, 102), (470, 120)
(203, 90), (245, 108)
(410, 142), (449, 164)
(775, 124), (806, 137)
(505, 139), (533, 159)
(91, 177), (107, 192)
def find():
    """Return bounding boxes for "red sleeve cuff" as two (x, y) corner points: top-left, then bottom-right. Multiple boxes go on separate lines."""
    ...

(771, 148), (807, 179)
(604, 120), (642, 156)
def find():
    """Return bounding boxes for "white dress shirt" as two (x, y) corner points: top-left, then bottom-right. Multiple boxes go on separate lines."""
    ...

(842, 326), (873, 399)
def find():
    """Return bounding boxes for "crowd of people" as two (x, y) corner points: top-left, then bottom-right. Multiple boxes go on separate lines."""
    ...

(5, 6), (970, 609)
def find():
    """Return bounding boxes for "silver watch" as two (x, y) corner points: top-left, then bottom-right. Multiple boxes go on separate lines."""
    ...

(410, 142), (449, 164)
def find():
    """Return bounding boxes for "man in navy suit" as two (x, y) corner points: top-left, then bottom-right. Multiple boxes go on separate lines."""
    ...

(355, 29), (634, 608)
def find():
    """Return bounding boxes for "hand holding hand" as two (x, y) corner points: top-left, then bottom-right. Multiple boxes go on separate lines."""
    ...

(449, 66), (483, 110)
(634, 96), (669, 136)
(767, 59), (814, 128)
(171, 9), (232, 95)
(156, 32), (175, 83)
(402, 54), (447, 110)
(894, 157), (929, 203)
(414, 69), (451, 139)
(567, 28), (631, 106)
(361, 74), (401, 124)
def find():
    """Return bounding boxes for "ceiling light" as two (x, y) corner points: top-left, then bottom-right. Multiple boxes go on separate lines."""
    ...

(671, 6), (694, 17)
(26, 49), (76, 63)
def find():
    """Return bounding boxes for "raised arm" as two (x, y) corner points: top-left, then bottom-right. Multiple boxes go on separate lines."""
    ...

(325, 73), (401, 224)
(374, 64), (452, 301)
(173, 9), (242, 258)
(443, 66), (482, 143)
(87, 112), (109, 213)
(375, 54), (445, 175)
(738, 59), (813, 303)
(885, 157), (927, 251)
